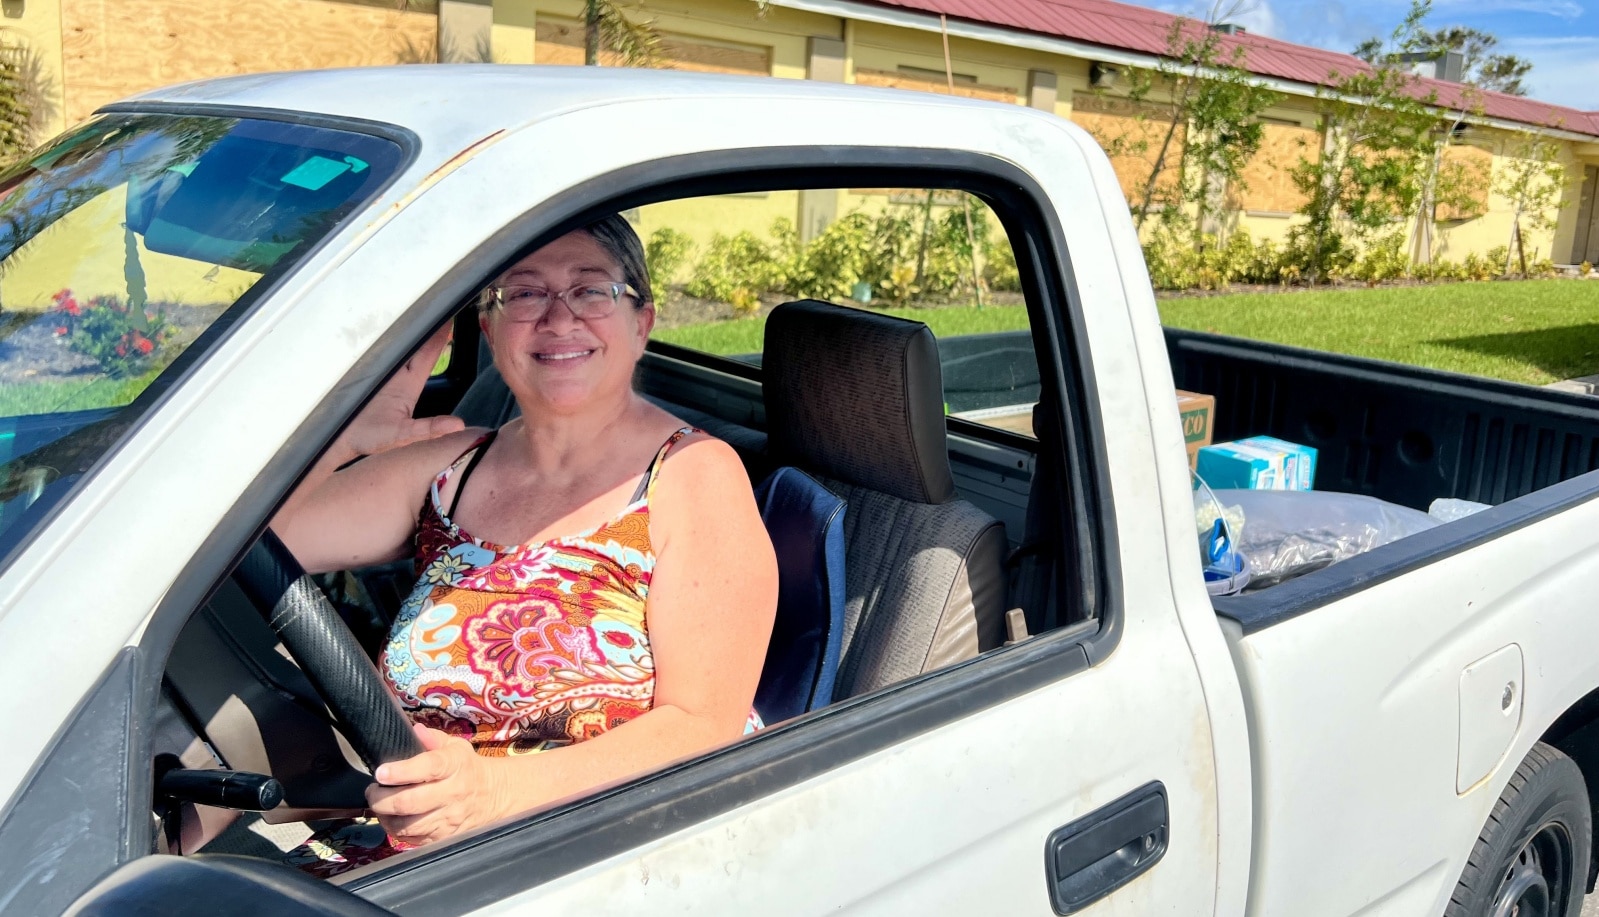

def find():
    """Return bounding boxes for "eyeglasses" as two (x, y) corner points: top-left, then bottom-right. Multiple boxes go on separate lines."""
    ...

(487, 280), (639, 323)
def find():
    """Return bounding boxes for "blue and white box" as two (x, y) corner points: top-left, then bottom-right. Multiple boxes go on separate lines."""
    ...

(1196, 435), (1318, 491)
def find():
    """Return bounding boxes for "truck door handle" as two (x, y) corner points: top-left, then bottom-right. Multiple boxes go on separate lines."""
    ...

(1044, 782), (1168, 914)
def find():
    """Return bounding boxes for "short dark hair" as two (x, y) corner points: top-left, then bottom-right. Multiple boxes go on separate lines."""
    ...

(581, 213), (653, 308)
(480, 213), (653, 313)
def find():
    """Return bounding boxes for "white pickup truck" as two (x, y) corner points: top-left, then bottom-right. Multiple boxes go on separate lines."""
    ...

(6, 67), (1599, 917)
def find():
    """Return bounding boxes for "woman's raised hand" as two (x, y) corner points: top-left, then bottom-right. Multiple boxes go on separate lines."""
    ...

(341, 324), (466, 459)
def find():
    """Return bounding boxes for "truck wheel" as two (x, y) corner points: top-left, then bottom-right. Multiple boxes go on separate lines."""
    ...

(1446, 742), (1591, 917)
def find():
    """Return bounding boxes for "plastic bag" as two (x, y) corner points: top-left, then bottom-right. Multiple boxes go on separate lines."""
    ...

(1212, 489), (1439, 589)
(1193, 474), (1250, 595)
(1428, 497), (1492, 522)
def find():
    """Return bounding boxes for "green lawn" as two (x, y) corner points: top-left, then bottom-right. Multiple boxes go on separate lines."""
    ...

(655, 280), (1599, 386)
(655, 302), (1033, 356)
(0, 375), (152, 417)
(1160, 280), (1599, 385)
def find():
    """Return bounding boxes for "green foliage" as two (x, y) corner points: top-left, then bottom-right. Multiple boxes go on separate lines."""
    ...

(684, 231), (784, 303)
(984, 234), (1021, 292)
(1460, 251), (1496, 281)
(1496, 130), (1566, 276)
(644, 227), (695, 286)
(49, 288), (171, 379)
(784, 212), (876, 300)
(1350, 233), (1410, 283)
(583, 0), (662, 66)
(1136, 225), (1532, 290)
(0, 38), (31, 166)
(1418, 26), (1531, 96)
(1143, 229), (1299, 290)
(681, 194), (1000, 307)
(1110, 12), (1280, 247)
(1293, 0), (1444, 282)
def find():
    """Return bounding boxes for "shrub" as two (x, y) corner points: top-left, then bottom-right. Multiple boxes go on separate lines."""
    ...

(1581, 261), (1593, 278)
(728, 287), (762, 317)
(50, 288), (170, 379)
(1350, 233), (1408, 284)
(645, 227), (695, 286)
(685, 231), (785, 302)
(984, 237), (1021, 293)
(785, 212), (875, 300)
(879, 264), (920, 308)
(1460, 252), (1497, 281)
(1412, 258), (1465, 282)
(1284, 226), (1356, 284)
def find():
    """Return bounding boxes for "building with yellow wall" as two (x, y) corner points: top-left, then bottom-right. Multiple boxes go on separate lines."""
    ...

(3, 0), (1596, 266)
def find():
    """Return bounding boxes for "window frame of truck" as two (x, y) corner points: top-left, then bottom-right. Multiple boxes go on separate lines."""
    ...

(14, 91), (1238, 917)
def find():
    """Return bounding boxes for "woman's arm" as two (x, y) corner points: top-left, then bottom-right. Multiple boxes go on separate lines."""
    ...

(367, 435), (779, 843)
(271, 325), (476, 574)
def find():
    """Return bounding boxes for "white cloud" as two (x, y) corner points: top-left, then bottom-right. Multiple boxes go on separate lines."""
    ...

(1432, 0), (1584, 19)
(1153, 0), (1286, 37)
(1496, 35), (1599, 109)
(1229, 0), (1286, 38)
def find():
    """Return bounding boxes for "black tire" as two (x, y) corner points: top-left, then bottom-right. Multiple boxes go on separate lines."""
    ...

(1446, 742), (1592, 917)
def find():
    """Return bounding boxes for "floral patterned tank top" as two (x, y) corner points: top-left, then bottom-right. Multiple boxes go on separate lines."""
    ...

(379, 425), (730, 755)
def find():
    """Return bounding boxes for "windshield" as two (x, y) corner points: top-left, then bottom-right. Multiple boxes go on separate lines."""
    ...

(0, 112), (404, 568)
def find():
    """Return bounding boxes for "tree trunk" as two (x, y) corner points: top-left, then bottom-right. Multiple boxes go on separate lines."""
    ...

(1135, 85), (1190, 232)
(913, 190), (935, 285)
(584, 0), (601, 66)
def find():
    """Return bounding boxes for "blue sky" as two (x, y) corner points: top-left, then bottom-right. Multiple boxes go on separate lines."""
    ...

(1170, 0), (1598, 110)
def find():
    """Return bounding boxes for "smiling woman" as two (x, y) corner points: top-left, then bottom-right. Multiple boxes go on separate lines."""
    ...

(269, 214), (778, 875)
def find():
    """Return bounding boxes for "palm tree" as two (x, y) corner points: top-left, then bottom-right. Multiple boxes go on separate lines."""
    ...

(583, 1), (662, 67)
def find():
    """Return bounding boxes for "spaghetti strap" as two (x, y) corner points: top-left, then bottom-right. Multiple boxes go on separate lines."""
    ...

(630, 426), (697, 503)
(446, 430), (497, 518)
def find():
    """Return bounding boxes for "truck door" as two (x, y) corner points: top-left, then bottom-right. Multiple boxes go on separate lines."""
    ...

(330, 111), (1240, 916)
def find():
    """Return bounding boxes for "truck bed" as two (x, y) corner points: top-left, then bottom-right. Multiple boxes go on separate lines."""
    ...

(1166, 328), (1599, 510)
(1164, 329), (1599, 631)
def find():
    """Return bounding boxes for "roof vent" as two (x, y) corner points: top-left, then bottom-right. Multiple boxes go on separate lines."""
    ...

(1397, 50), (1464, 83)
(1210, 23), (1246, 35)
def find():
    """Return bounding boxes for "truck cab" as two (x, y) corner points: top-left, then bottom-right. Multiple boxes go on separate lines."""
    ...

(2, 67), (1596, 917)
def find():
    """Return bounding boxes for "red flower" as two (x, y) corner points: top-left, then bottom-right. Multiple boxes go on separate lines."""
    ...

(51, 288), (70, 304)
(53, 326), (67, 337)
(62, 299), (80, 316)
(115, 343), (127, 357)
(133, 335), (153, 355)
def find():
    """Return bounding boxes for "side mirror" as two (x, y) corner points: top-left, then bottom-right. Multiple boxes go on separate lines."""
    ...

(66, 854), (398, 917)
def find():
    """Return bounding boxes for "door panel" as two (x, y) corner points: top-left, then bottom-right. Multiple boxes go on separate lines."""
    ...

(441, 601), (1217, 917)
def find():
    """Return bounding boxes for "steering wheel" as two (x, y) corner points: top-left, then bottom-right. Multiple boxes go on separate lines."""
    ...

(233, 529), (424, 771)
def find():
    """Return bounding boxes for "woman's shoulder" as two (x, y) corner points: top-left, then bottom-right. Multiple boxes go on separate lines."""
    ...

(650, 430), (759, 521)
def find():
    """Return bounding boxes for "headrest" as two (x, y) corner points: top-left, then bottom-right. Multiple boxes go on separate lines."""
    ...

(763, 300), (956, 505)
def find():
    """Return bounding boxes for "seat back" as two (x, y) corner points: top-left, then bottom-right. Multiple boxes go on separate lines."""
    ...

(752, 466), (847, 722)
(764, 300), (1008, 699)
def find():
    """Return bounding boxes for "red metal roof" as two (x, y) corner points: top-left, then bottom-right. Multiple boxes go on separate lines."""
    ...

(857, 0), (1599, 138)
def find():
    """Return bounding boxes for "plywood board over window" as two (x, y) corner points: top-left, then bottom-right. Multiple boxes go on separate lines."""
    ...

(61, 0), (437, 125)
(854, 67), (1016, 104)
(534, 16), (770, 75)
(1234, 122), (1320, 214)
(1435, 143), (1493, 222)
(1069, 91), (1184, 206)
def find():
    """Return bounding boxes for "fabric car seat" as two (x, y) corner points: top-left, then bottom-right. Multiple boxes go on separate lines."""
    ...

(751, 466), (847, 722)
(763, 300), (1008, 699)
